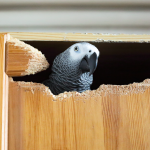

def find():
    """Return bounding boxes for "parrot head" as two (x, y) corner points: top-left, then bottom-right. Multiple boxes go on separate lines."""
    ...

(45, 42), (100, 94)
(69, 42), (100, 76)
(51, 42), (100, 77)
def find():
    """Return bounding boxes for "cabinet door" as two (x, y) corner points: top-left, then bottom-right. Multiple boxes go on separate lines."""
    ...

(2, 33), (150, 150)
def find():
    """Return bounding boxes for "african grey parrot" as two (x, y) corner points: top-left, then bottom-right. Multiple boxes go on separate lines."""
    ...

(43, 42), (100, 95)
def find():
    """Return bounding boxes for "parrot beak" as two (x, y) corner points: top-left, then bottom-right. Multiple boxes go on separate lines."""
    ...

(79, 52), (98, 76)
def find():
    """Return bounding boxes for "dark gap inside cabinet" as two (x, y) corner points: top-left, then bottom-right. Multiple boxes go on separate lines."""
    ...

(13, 41), (150, 90)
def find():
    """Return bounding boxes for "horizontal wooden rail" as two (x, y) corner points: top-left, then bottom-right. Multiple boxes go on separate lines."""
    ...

(5, 32), (150, 42)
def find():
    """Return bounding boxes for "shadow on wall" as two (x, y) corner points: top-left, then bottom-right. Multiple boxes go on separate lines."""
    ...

(13, 41), (150, 90)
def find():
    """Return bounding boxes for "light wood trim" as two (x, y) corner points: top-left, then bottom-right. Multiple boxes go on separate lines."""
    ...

(9, 78), (150, 150)
(6, 32), (150, 42)
(0, 33), (10, 150)
(6, 36), (49, 77)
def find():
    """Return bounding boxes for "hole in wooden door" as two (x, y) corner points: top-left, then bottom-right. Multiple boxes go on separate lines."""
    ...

(13, 41), (150, 90)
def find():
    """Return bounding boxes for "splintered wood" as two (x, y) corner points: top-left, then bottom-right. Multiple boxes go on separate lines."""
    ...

(9, 78), (150, 150)
(6, 37), (49, 77)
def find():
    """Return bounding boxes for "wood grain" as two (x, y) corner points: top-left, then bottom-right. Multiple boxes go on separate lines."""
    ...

(6, 36), (49, 77)
(0, 33), (10, 150)
(8, 78), (150, 150)
(4, 32), (150, 42)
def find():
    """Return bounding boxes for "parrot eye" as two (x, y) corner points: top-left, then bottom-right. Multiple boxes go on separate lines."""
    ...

(74, 46), (79, 51)
(89, 50), (91, 52)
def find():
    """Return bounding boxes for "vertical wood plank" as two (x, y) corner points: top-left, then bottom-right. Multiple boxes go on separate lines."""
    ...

(0, 34), (10, 150)
(9, 81), (105, 150)
(8, 80), (150, 150)
(8, 79), (23, 150)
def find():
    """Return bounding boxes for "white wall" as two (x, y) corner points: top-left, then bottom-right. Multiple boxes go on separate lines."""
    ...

(0, 0), (150, 34)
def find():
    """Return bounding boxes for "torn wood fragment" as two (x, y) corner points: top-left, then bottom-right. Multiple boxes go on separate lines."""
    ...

(6, 36), (49, 77)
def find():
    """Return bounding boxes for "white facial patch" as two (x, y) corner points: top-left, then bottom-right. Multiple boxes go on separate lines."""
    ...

(69, 42), (100, 61)
(82, 43), (100, 58)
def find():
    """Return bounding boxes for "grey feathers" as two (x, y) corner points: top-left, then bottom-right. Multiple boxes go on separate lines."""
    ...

(43, 42), (99, 95)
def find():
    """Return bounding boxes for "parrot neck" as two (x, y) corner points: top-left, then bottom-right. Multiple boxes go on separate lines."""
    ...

(48, 71), (93, 95)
